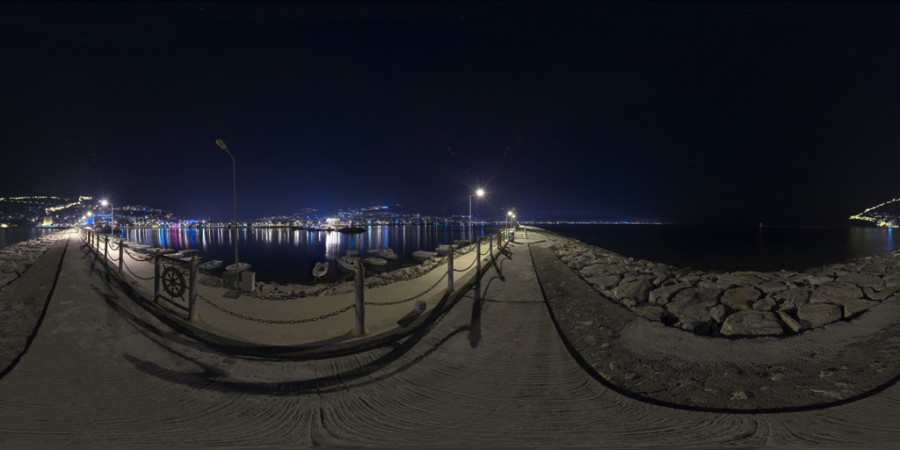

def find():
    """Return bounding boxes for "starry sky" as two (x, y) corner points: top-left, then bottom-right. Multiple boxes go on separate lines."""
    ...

(2, 1), (900, 224)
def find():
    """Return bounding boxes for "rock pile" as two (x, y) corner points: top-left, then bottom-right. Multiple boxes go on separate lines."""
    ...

(0, 232), (68, 290)
(550, 236), (900, 337)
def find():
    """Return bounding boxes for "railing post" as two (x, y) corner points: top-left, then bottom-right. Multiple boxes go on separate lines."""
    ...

(103, 237), (109, 270)
(188, 256), (199, 322)
(447, 246), (454, 292)
(118, 239), (124, 274)
(154, 250), (162, 302)
(353, 261), (367, 336)
(489, 233), (493, 257)
(475, 238), (482, 301)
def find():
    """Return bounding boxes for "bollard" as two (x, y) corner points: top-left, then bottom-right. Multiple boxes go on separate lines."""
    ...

(352, 261), (367, 336)
(104, 237), (109, 269)
(489, 233), (493, 258)
(154, 250), (162, 302)
(447, 245), (454, 292)
(188, 256), (199, 322)
(118, 240), (124, 274)
(475, 239), (482, 301)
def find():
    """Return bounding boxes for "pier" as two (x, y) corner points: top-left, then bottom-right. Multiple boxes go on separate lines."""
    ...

(0, 229), (898, 447)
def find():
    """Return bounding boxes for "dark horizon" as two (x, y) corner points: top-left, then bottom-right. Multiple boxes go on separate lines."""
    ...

(3, 1), (899, 226)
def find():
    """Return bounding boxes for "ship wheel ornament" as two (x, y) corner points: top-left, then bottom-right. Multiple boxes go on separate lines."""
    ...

(162, 266), (187, 299)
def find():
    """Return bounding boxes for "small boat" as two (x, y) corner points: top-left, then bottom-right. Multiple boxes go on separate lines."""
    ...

(364, 257), (387, 266)
(225, 262), (252, 272)
(312, 261), (329, 278)
(365, 248), (381, 255)
(199, 260), (223, 270)
(412, 250), (437, 259)
(377, 248), (398, 260)
(453, 239), (471, 246)
(337, 255), (360, 271)
(435, 244), (457, 254)
(338, 227), (366, 234)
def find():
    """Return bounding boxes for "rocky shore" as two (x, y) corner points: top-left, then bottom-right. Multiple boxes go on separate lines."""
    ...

(0, 231), (70, 291)
(551, 234), (898, 338)
(530, 227), (900, 409)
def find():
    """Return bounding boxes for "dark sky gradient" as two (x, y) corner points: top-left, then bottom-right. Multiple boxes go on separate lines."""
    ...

(3, 1), (900, 224)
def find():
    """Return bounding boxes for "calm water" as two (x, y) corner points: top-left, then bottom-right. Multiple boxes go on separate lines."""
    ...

(124, 225), (491, 284)
(0, 227), (57, 250)
(540, 224), (897, 272)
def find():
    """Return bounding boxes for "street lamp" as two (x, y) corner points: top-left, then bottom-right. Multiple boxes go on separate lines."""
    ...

(469, 188), (484, 240)
(216, 138), (242, 273)
(100, 199), (113, 233)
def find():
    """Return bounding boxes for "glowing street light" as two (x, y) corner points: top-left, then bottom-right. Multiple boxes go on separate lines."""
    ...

(100, 199), (113, 231)
(216, 138), (243, 273)
(469, 188), (485, 240)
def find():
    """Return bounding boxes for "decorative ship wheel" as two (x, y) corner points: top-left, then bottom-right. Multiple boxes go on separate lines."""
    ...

(162, 266), (187, 299)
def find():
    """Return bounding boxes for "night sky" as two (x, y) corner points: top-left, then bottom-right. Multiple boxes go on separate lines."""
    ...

(3, 1), (900, 224)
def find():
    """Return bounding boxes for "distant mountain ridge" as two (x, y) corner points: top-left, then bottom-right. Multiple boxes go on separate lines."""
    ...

(848, 198), (900, 227)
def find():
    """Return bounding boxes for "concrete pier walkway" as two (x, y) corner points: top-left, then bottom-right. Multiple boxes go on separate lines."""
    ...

(0, 231), (898, 447)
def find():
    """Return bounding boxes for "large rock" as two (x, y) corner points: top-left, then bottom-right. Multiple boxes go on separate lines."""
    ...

(774, 287), (811, 310)
(809, 281), (863, 304)
(632, 305), (668, 322)
(840, 298), (879, 318)
(837, 273), (885, 291)
(757, 280), (788, 295)
(720, 286), (761, 310)
(585, 274), (621, 290)
(720, 311), (784, 337)
(796, 303), (842, 328)
(716, 272), (766, 286)
(666, 287), (720, 332)
(612, 279), (653, 303)
(776, 310), (804, 333)
(648, 282), (691, 305)
(881, 272), (900, 288)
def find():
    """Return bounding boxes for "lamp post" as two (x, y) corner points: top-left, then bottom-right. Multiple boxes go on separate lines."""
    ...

(101, 199), (113, 234)
(216, 138), (240, 272)
(469, 188), (484, 241)
(506, 210), (512, 242)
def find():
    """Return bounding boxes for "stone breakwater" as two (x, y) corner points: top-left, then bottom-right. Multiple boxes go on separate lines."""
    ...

(551, 235), (900, 337)
(0, 232), (69, 291)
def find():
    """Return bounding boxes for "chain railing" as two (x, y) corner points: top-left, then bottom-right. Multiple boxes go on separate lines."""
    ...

(199, 294), (356, 324)
(78, 227), (509, 339)
(365, 271), (449, 307)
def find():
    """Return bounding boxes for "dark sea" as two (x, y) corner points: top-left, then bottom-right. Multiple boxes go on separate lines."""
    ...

(539, 224), (897, 272)
(0, 227), (56, 250)
(123, 224), (492, 284)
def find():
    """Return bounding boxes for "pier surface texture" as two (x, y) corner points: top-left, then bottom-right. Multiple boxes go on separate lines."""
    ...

(0, 230), (897, 448)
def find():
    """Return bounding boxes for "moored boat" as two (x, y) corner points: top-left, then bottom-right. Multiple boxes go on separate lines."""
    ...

(337, 255), (360, 271)
(199, 260), (223, 270)
(363, 257), (387, 266)
(377, 247), (397, 260)
(312, 261), (329, 278)
(412, 250), (437, 259)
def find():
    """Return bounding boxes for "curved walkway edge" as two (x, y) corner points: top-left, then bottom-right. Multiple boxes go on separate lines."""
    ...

(529, 233), (900, 412)
(0, 234), (69, 378)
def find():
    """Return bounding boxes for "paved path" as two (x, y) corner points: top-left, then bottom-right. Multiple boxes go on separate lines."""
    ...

(0, 232), (898, 447)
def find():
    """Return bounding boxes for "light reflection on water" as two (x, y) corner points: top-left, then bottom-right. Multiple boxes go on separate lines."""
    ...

(125, 224), (487, 284)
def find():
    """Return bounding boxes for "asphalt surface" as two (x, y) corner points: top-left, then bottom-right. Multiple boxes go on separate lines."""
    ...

(0, 232), (898, 447)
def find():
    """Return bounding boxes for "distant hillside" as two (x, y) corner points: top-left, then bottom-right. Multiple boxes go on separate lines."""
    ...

(848, 198), (900, 227)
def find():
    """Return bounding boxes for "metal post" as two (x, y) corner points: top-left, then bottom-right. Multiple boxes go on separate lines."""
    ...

(104, 237), (109, 269)
(475, 239), (482, 301)
(489, 233), (493, 257)
(447, 246), (454, 292)
(154, 250), (162, 302)
(188, 256), (199, 322)
(118, 240), (124, 274)
(353, 262), (366, 336)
